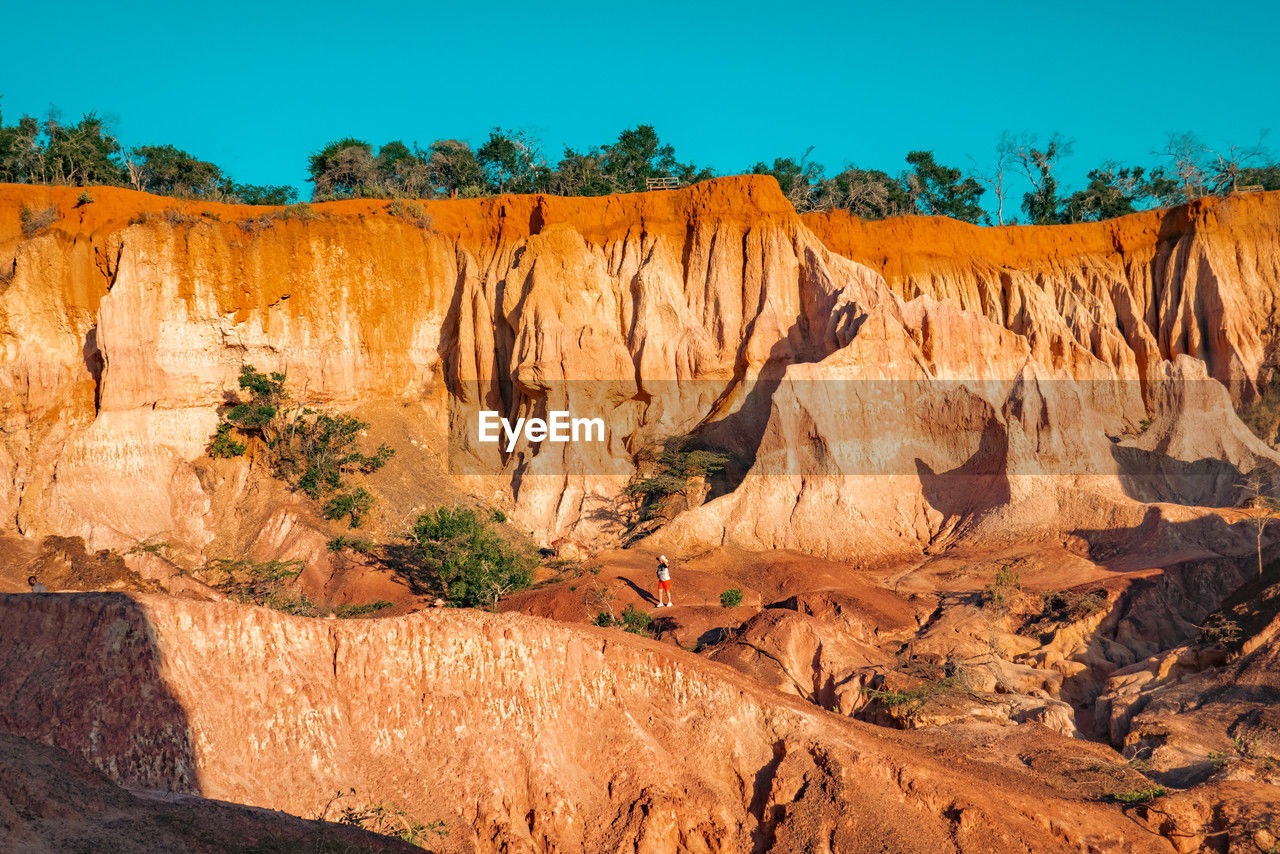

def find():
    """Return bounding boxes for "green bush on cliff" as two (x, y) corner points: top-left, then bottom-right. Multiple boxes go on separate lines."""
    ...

(720, 588), (744, 608)
(623, 434), (731, 526)
(206, 557), (305, 604)
(1110, 785), (1168, 805)
(401, 506), (534, 608)
(208, 422), (246, 457)
(203, 557), (390, 618)
(596, 603), (653, 636)
(982, 565), (1021, 612)
(207, 365), (393, 527)
(322, 487), (374, 527)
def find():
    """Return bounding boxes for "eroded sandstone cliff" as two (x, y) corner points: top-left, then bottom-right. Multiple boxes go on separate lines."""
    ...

(0, 592), (1172, 853)
(4, 180), (1277, 564)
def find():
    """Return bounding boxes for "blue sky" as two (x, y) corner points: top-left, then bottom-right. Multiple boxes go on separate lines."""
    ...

(2, 0), (1276, 201)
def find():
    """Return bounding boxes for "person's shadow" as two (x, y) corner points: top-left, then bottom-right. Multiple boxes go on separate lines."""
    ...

(617, 576), (658, 605)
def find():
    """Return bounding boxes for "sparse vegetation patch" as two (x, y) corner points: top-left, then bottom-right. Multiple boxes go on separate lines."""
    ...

(1109, 785), (1168, 805)
(981, 565), (1021, 612)
(207, 365), (393, 528)
(720, 588), (743, 608)
(398, 506), (534, 608)
(19, 203), (57, 236)
(387, 199), (433, 229)
(596, 603), (653, 636)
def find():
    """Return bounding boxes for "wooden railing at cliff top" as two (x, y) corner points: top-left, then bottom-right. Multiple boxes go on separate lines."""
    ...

(646, 177), (680, 190)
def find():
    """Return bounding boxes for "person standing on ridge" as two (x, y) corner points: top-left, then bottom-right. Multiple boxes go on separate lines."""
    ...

(655, 555), (673, 607)
(28, 575), (47, 593)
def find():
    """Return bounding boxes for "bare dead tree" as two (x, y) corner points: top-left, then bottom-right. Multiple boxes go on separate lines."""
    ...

(1240, 467), (1280, 577)
(121, 150), (144, 191)
(1156, 131), (1270, 201)
(1207, 131), (1270, 194)
(785, 146), (826, 213)
(971, 132), (1018, 225)
(1157, 132), (1211, 200)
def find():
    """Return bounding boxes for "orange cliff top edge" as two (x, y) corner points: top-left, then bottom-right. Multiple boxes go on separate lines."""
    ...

(5, 174), (1279, 279)
(0, 175), (799, 248)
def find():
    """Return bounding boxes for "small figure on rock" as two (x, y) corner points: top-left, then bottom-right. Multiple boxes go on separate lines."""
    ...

(27, 575), (47, 594)
(655, 555), (672, 607)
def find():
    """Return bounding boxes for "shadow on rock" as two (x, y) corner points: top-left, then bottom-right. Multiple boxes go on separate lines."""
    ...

(0, 592), (200, 794)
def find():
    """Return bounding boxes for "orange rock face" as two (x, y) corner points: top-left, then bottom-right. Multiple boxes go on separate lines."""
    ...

(0, 730), (417, 853)
(4, 179), (1278, 564)
(0, 592), (1171, 852)
(5, 180), (1280, 852)
(804, 195), (1280, 401)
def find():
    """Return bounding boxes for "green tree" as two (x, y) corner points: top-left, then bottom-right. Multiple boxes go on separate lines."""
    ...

(601, 125), (678, 193)
(1061, 164), (1145, 222)
(128, 144), (224, 197)
(1015, 134), (1072, 224)
(1, 110), (130, 186)
(625, 435), (731, 525)
(901, 150), (984, 222)
(823, 167), (913, 219)
(0, 112), (44, 184)
(404, 507), (533, 607)
(209, 365), (393, 526)
(374, 140), (432, 198)
(550, 147), (614, 196)
(749, 149), (826, 211)
(1237, 164), (1280, 190)
(41, 112), (128, 186)
(477, 128), (545, 194)
(595, 125), (712, 194)
(308, 138), (381, 200)
(223, 181), (299, 205)
(427, 140), (485, 198)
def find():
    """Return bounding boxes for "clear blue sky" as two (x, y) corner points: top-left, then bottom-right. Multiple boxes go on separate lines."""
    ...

(2, 0), (1276, 201)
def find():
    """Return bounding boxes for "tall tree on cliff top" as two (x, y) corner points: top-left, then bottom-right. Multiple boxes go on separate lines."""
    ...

(1238, 164), (1280, 191)
(0, 112), (43, 184)
(478, 128), (547, 194)
(602, 125), (678, 193)
(1014, 133), (1073, 224)
(308, 137), (441, 200)
(127, 144), (224, 197)
(971, 132), (1018, 225)
(901, 150), (985, 223)
(39, 112), (128, 186)
(550, 146), (615, 196)
(125, 143), (297, 204)
(822, 167), (914, 219)
(372, 140), (422, 197)
(1059, 164), (1183, 222)
(1158, 131), (1271, 199)
(308, 138), (381, 200)
(749, 148), (826, 212)
(568, 125), (712, 195)
(0, 105), (127, 186)
(426, 140), (485, 198)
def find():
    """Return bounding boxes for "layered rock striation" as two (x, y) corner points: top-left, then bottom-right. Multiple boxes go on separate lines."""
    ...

(0, 592), (1168, 852)
(2, 180), (1277, 561)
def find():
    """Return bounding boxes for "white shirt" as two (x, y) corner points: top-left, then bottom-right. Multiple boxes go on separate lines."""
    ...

(30, 582), (47, 593)
(657, 565), (670, 581)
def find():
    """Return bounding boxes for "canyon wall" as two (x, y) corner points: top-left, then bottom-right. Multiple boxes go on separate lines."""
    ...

(804, 194), (1280, 403)
(2, 181), (1277, 562)
(0, 592), (1168, 853)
